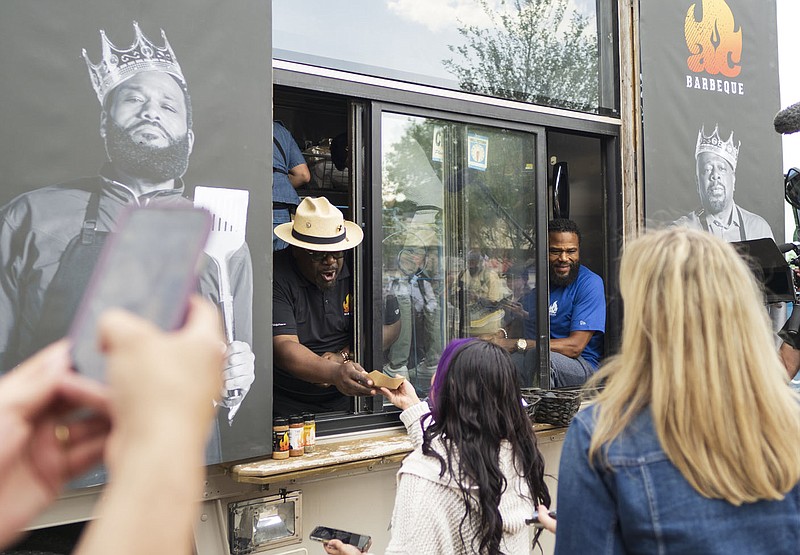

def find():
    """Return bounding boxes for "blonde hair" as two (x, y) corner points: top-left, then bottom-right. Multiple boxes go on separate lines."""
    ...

(588, 227), (800, 505)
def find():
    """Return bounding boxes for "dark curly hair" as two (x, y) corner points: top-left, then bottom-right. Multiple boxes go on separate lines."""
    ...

(548, 218), (581, 243)
(423, 339), (551, 554)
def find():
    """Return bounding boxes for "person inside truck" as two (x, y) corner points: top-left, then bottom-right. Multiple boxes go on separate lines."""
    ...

(273, 120), (311, 251)
(323, 338), (553, 555)
(0, 297), (223, 555)
(272, 197), (376, 416)
(489, 218), (606, 387)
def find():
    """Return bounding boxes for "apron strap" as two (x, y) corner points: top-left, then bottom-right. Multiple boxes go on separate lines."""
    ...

(699, 208), (746, 241)
(81, 189), (102, 245)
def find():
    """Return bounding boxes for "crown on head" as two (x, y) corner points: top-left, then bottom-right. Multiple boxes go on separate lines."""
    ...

(695, 125), (740, 171)
(82, 21), (185, 105)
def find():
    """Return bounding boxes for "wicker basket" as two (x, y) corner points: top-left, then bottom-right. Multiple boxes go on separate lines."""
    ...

(520, 391), (541, 421)
(521, 387), (583, 427)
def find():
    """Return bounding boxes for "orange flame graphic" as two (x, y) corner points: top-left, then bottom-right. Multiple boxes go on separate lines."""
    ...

(685, 0), (742, 77)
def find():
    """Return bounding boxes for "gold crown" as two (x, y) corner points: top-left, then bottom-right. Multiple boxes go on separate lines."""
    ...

(82, 21), (185, 105)
(695, 125), (740, 171)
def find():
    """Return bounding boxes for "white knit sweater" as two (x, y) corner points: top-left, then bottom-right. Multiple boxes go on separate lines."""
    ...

(379, 402), (535, 555)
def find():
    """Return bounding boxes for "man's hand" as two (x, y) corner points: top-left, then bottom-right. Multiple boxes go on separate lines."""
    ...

(501, 298), (529, 319)
(379, 379), (420, 411)
(0, 341), (111, 548)
(219, 341), (255, 415)
(477, 331), (516, 353)
(332, 361), (375, 397)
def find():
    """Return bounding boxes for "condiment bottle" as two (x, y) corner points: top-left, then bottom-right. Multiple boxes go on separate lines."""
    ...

(303, 412), (316, 453)
(288, 415), (305, 457)
(272, 417), (290, 460)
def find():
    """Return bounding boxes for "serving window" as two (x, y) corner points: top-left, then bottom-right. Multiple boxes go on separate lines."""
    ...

(273, 77), (618, 434)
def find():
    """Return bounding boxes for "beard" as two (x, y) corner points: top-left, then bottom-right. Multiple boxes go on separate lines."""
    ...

(104, 120), (191, 182)
(703, 191), (729, 214)
(550, 261), (580, 288)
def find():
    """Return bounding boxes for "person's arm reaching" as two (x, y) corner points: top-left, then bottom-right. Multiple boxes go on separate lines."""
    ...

(273, 335), (375, 397)
(380, 381), (426, 448)
(75, 297), (224, 555)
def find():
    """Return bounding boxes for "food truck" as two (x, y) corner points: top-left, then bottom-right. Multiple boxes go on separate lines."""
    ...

(0, 0), (786, 553)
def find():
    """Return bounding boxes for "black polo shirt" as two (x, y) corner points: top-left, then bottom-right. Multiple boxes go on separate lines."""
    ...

(272, 248), (353, 415)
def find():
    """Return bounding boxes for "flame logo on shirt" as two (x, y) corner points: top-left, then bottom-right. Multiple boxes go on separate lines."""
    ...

(685, 0), (742, 77)
(343, 293), (351, 316)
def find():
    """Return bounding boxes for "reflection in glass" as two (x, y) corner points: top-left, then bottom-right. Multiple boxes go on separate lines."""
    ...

(380, 113), (539, 394)
(382, 114), (445, 397)
(443, 0), (599, 111)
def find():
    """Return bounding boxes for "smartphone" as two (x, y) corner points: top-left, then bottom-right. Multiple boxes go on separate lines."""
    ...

(309, 526), (372, 551)
(68, 206), (212, 382)
(527, 510), (557, 529)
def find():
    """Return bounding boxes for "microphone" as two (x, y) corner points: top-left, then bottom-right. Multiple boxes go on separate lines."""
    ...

(774, 101), (800, 135)
(778, 242), (800, 254)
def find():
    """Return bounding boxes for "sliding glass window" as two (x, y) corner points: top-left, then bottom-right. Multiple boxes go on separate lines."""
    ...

(377, 111), (546, 397)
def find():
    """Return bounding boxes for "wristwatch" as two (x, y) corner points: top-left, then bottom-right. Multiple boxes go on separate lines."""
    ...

(516, 338), (528, 353)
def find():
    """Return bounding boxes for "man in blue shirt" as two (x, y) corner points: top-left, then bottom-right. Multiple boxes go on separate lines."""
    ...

(496, 219), (606, 387)
(272, 121), (310, 251)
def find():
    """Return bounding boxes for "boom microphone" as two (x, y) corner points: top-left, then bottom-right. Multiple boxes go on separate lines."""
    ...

(774, 101), (800, 135)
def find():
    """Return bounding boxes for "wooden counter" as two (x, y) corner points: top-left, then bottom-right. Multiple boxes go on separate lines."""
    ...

(230, 423), (566, 486)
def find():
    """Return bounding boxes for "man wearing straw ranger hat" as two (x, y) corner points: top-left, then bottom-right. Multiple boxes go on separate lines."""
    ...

(273, 196), (375, 415)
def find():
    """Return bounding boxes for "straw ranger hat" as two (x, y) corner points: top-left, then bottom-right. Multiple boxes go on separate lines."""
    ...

(274, 197), (364, 251)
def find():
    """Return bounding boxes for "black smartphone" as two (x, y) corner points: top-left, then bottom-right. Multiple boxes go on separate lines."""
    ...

(309, 526), (372, 551)
(68, 206), (211, 382)
(527, 510), (557, 529)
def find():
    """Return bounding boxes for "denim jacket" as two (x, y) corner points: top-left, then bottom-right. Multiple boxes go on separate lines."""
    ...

(555, 405), (800, 554)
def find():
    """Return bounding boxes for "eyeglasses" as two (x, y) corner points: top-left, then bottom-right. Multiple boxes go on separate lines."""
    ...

(786, 168), (800, 209)
(306, 250), (345, 262)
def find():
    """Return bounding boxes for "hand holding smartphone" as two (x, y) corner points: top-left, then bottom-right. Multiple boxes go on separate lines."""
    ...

(527, 509), (557, 529)
(309, 526), (372, 552)
(68, 206), (211, 381)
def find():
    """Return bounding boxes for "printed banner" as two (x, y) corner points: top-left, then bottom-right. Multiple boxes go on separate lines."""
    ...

(0, 1), (273, 483)
(641, 0), (783, 241)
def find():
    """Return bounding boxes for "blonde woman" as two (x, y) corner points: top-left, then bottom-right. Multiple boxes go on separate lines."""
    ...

(555, 227), (800, 554)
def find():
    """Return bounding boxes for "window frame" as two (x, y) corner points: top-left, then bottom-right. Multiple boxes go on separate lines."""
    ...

(273, 66), (622, 435)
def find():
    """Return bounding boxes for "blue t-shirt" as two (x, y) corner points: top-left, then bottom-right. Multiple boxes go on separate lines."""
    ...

(272, 121), (306, 206)
(523, 265), (605, 368)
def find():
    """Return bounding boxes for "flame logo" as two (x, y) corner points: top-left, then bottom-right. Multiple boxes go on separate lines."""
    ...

(343, 293), (351, 315)
(685, 0), (742, 77)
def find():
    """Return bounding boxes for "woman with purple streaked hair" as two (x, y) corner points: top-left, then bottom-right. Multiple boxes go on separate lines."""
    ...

(324, 338), (552, 555)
